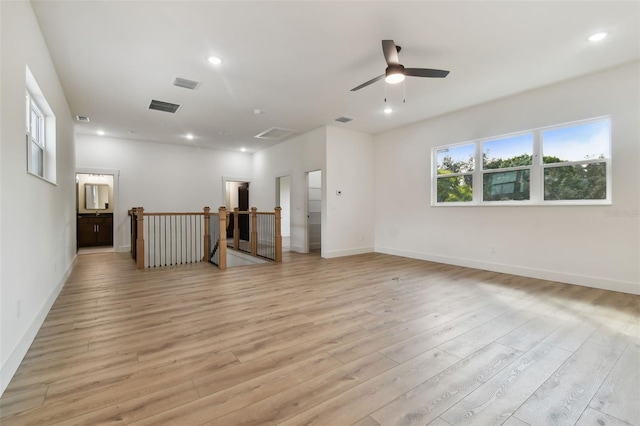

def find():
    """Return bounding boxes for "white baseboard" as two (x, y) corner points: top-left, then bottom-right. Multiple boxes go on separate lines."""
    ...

(117, 245), (131, 253)
(324, 246), (374, 259)
(0, 255), (77, 396)
(375, 246), (640, 296)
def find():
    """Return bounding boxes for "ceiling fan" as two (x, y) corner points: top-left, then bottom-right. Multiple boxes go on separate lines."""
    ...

(351, 40), (449, 91)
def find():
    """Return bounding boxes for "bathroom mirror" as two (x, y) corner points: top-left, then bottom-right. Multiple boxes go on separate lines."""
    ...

(85, 184), (110, 210)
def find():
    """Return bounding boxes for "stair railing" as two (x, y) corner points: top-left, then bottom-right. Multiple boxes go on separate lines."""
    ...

(129, 206), (281, 269)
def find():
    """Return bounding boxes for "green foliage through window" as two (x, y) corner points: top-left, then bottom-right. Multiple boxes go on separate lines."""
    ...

(432, 117), (610, 205)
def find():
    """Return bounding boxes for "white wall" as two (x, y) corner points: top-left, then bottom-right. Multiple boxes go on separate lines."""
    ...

(251, 127), (326, 253)
(325, 126), (375, 258)
(1, 1), (77, 394)
(76, 135), (252, 252)
(374, 62), (640, 295)
(278, 176), (291, 237)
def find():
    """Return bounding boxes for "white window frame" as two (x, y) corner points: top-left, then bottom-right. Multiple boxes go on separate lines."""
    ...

(25, 65), (56, 184)
(432, 116), (612, 206)
(26, 91), (45, 178)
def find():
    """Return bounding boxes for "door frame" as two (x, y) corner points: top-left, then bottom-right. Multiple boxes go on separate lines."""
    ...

(305, 169), (322, 254)
(275, 174), (292, 250)
(222, 176), (252, 209)
(75, 167), (120, 251)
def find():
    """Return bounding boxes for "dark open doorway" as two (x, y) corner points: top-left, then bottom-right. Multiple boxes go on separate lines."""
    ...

(225, 180), (250, 242)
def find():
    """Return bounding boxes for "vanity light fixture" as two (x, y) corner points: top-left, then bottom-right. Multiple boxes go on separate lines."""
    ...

(186, 133), (194, 140)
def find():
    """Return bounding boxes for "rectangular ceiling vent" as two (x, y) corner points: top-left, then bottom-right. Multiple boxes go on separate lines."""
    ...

(335, 116), (354, 123)
(76, 115), (90, 122)
(148, 99), (181, 114)
(255, 127), (296, 140)
(173, 77), (201, 90)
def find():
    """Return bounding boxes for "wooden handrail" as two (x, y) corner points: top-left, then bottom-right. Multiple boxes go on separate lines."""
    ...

(143, 212), (205, 216)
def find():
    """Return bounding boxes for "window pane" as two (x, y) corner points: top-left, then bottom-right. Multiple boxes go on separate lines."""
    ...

(483, 170), (530, 201)
(30, 107), (41, 142)
(544, 163), (606, 200)
(436, 144), (475, 175)
(483, 133), (533, 170)
(30, 141), (44, 177)
(543, 120), (610, 163)
(437, 175), (473, 202)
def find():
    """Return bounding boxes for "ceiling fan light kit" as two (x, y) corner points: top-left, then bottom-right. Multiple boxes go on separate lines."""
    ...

(385, 65), (405, 84)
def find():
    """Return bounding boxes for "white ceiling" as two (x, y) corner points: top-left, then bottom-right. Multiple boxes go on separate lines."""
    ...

(31, 1), (639, 152)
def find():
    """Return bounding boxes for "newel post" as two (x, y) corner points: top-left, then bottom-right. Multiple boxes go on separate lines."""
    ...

(203, 206), (210, 262)
(233, 207), (240, 249)
(275, 207), (282, 263)
(218, 207), (227, 270)
(129, 208), (137, 259)
(250, 207), (258, 256)
(135, 207), (145, 269)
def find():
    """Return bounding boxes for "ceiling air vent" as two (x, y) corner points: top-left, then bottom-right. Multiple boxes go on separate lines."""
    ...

(335, 116), (354, 123)
(148, 99), (181, 114)
(76, 115), (90, 122)
(173, 77), (201, 90)
(254, 127), (296, 140)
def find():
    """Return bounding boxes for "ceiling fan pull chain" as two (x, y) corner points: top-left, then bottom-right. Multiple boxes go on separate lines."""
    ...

(403, 80), (406, 103)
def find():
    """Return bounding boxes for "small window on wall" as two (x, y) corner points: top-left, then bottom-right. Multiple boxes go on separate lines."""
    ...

(431, 117), (611, 206)
(25, 66), (56, 183)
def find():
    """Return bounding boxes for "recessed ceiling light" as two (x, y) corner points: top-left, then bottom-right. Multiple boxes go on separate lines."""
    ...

(186, 133), (194, 140)
(384, 107), (393, 114)
(208, 56), (222, 65)
(253, 109), (263, 115)
(241, 148), (247, 152)
(97, 130), (105, 136)
(588, 32), (608, 42)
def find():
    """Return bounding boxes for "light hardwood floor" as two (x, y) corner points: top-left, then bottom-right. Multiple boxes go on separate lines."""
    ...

(1, 251), (638, 425)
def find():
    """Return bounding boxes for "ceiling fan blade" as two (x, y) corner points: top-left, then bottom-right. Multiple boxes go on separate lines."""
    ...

(405, 68), (450, 78)
(382, 40), (399, 65)
(350, 74), (385, 91)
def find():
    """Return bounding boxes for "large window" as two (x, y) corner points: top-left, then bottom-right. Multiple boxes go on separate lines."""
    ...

(25, 66), (56, 183)
(432, 117), (611, 206)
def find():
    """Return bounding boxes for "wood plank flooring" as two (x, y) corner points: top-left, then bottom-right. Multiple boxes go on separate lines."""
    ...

(1, 251), (638, 425)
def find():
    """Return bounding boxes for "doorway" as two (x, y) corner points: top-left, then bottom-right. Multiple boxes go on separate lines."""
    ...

(76, 172), (115, 253)
(276, 175), (291, 250)
(225, 180), (250, 244)
(307, 170), (322, 252)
